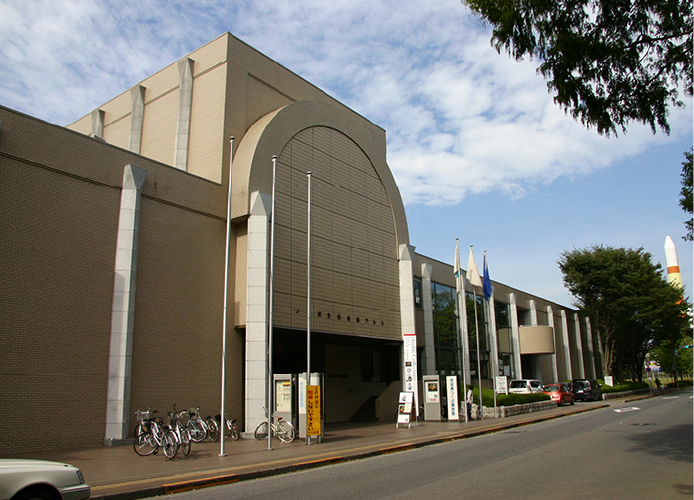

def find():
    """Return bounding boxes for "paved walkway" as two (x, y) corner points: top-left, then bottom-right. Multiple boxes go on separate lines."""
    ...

(7, 402), (613, 500)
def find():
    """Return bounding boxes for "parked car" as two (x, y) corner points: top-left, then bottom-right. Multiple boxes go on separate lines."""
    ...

(542, 383), (575, 406)
(572, 379), (603, 401)
(0, 459), (90, 500)
(509, 379), (544, 394)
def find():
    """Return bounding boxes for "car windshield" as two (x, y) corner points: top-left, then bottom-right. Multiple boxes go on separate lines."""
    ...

(510, 381), (526, 388)
(544, 385), (560, 392)
(575, 381), (589, 389)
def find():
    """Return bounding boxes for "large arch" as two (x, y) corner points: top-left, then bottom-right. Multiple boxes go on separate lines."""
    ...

(232, 100), (409, 247)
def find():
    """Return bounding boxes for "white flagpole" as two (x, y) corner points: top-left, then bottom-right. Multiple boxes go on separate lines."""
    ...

(467, 245), (483, 419)
(266, 156), (278, 451)
(472, 286), (483, 419)
(306, 171), (312, 445)
(220, 137), (234, 457)
(454, 239), (469, 423)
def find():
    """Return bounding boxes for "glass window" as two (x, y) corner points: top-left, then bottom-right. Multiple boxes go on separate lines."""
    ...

(413, 279), (422, 310)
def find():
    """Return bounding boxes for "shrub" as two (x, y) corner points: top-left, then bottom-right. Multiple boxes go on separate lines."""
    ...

(463, 386), (550, 407)
(600, 380), (649, 393)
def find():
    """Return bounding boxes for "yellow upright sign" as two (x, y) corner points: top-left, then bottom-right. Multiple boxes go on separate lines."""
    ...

(306, 385), (321, 436)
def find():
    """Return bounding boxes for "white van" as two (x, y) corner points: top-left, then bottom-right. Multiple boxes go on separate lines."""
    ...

(509, 379), (544, 394)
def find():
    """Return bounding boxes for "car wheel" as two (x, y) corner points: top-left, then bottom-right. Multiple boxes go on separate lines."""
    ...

(12, 485), (60, 500)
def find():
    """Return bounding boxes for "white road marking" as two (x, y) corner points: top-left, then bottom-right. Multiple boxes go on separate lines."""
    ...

(613, 407), (640, 413)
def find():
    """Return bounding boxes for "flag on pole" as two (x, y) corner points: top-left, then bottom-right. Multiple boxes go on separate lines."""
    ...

(454, 239), (462, 280)
(483, 251), (492, 301)
(466, 245), (483, 288)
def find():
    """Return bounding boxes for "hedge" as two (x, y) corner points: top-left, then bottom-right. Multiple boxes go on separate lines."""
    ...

(464, 386), (550, 407)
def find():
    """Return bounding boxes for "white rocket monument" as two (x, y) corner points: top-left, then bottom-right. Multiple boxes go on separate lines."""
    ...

(664, 236), (683, 288)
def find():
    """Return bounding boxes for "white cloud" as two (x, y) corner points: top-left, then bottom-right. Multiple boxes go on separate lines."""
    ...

(1, 0), (691, 210)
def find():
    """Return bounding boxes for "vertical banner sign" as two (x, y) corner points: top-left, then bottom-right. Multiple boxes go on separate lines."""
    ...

(306, 385), (321, 436)
(403, 334), (419, 413)
(446, 376), (459, 421)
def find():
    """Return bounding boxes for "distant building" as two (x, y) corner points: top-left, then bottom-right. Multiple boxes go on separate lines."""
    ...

(0, 33), (600, 453)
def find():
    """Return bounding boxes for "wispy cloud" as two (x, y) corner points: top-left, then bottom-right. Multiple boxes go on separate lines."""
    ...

(1, 0), (691, 211)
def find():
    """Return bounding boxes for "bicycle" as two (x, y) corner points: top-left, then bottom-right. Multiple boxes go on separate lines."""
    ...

(169, 406), (191, 458)
(254, 408), (295, 443)
(212, 413), (240, 441)
(183, 406), (209, 443)
(133, 409), (178, 459)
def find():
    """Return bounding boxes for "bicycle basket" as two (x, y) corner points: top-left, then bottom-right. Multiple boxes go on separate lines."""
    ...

(135, 410), (152, 421)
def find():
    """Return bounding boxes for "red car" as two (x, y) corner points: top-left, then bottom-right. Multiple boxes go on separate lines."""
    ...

(542, 383), (574, 406)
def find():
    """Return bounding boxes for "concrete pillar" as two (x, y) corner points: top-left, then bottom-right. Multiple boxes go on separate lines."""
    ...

(560, 310), (573, 381)
(399, 244), (419, 411)
(487, 295), (499, 379)
(421, 263), (436, 374)
(129, 85), (146, 154)
(509, 294), (522, 379)
(105, 164), (147, 444)
(529, 299), (538, 325)
(584, 317), (596, 379)
(573, 313), (585, 378)
(174, 58), (194, 171)
(91, 109), (104, 138)
(547, 306), (559, 383)
(244, 191), (272, 433)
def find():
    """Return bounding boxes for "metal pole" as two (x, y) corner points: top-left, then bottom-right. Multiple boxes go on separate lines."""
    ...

(306, 171), (312, 445)
(220, 137), (234, 457)
(267, 156), (278, 451)
(473, 289), (483, 419)
(454, 238), (469, 423)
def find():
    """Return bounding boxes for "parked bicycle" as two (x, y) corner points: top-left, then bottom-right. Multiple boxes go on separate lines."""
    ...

(169, 405), (192, 458)
(254, 408), (295, 443)
(212, 413), (240, 441)
(133, 409), (178, 459)
(182, 406), (209, 443)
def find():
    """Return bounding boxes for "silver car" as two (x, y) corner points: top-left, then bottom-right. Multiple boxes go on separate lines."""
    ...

(0, 459), (90, 500)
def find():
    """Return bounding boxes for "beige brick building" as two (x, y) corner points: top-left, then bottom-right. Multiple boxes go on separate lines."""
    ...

(0, 33), (600, 453)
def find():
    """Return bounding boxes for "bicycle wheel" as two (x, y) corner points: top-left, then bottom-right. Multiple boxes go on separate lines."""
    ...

(254, 420), (268, 440)
(277, 420), (295, 443)
(230, 421), (240, 441)
(206, 418), (219, 442)
(188, 420), (207, 443)
(179, 428), (191, 457)
(133, 426), (157, 456)
(162, 430), (179, 459)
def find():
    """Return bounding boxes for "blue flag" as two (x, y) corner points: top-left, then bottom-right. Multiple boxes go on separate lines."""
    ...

(483, 251), (492, 301)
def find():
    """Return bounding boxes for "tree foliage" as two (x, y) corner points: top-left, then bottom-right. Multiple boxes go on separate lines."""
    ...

(680, 148), (693, 241)
(559, 245), (691, 379)
(462, 0), (693, 136)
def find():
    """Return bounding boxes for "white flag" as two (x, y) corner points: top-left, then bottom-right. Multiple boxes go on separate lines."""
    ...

(466, 245), (483, 288)
(454, 239), (462, 280)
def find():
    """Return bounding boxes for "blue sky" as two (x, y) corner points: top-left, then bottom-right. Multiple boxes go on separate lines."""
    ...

(1, 0), (691, 306)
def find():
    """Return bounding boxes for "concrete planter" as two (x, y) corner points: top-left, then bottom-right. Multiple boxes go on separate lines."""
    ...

(472, 400), (557, 419)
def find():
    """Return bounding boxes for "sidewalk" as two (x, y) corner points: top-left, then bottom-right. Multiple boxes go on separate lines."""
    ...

(6, 402), (612, 500)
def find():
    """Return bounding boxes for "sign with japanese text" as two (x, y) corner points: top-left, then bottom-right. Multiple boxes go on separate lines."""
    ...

(446, 376), (459, 421)
(306, 385), (321, 436)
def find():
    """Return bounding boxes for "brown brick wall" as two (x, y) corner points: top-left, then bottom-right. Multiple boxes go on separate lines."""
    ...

(0, 106), (236, 453)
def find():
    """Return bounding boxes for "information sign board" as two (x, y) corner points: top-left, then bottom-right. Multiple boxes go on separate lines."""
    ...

(306, 385), (321, 436)
(446, 376), (459, 421)
(397, 392), (415, 427)
(495, 376), (508, 395)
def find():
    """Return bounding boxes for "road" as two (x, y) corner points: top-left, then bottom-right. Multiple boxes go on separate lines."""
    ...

(171, 390), (693, 499)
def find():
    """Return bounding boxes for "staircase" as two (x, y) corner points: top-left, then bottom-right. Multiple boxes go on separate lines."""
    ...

(350, 395), (379, 422)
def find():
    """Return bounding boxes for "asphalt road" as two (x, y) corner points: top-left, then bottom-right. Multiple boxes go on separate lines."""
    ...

(171, 390), (693, 499)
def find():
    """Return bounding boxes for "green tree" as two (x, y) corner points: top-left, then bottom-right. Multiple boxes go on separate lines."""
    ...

(680, 148), (693, 241)
(651, 334), (693, 381)
(461, 0), (693, 136)
(559, 245), (690, 378)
